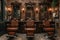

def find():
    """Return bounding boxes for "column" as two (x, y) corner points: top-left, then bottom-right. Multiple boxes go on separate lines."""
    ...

(0, 0), (6, 36)
(1, 0), (5, 21)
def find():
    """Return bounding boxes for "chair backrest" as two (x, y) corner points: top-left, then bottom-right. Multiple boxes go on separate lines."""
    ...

(43, 20), (50, 27)
(10, 19), (19, 27)
(26, 19), (34, 27)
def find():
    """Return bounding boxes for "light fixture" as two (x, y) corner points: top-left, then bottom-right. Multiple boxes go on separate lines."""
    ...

(48, 8), (54, 12)
(5, 6), (12, 12)
(21, 7), (25, 13)
(35, 7), (39, 13)
(21, 7), (26, 13)
(35, 7), (39, 11)
(21, 8), (25, 11)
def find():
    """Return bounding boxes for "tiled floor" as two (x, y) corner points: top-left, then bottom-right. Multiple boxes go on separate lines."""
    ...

(0, 33), (60, 40)
(0, 34), (27, 40)
(0, 34), (49, 40)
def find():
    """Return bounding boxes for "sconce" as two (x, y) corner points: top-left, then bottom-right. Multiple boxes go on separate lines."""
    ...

(48, 8), (54, 12)
(35, 7), (39, 13)
(5, 6), (12, 15)
(21, 7), (26, 13)
(5, 6), (12, 12)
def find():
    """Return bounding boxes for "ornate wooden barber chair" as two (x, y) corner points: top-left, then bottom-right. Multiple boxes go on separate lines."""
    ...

(43, 19), (55, 40)
(25, 18), (35, 40)
(7, 18), (19, 40)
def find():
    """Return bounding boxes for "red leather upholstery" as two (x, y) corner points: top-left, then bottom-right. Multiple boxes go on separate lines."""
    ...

(44, 28), (54, 31)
